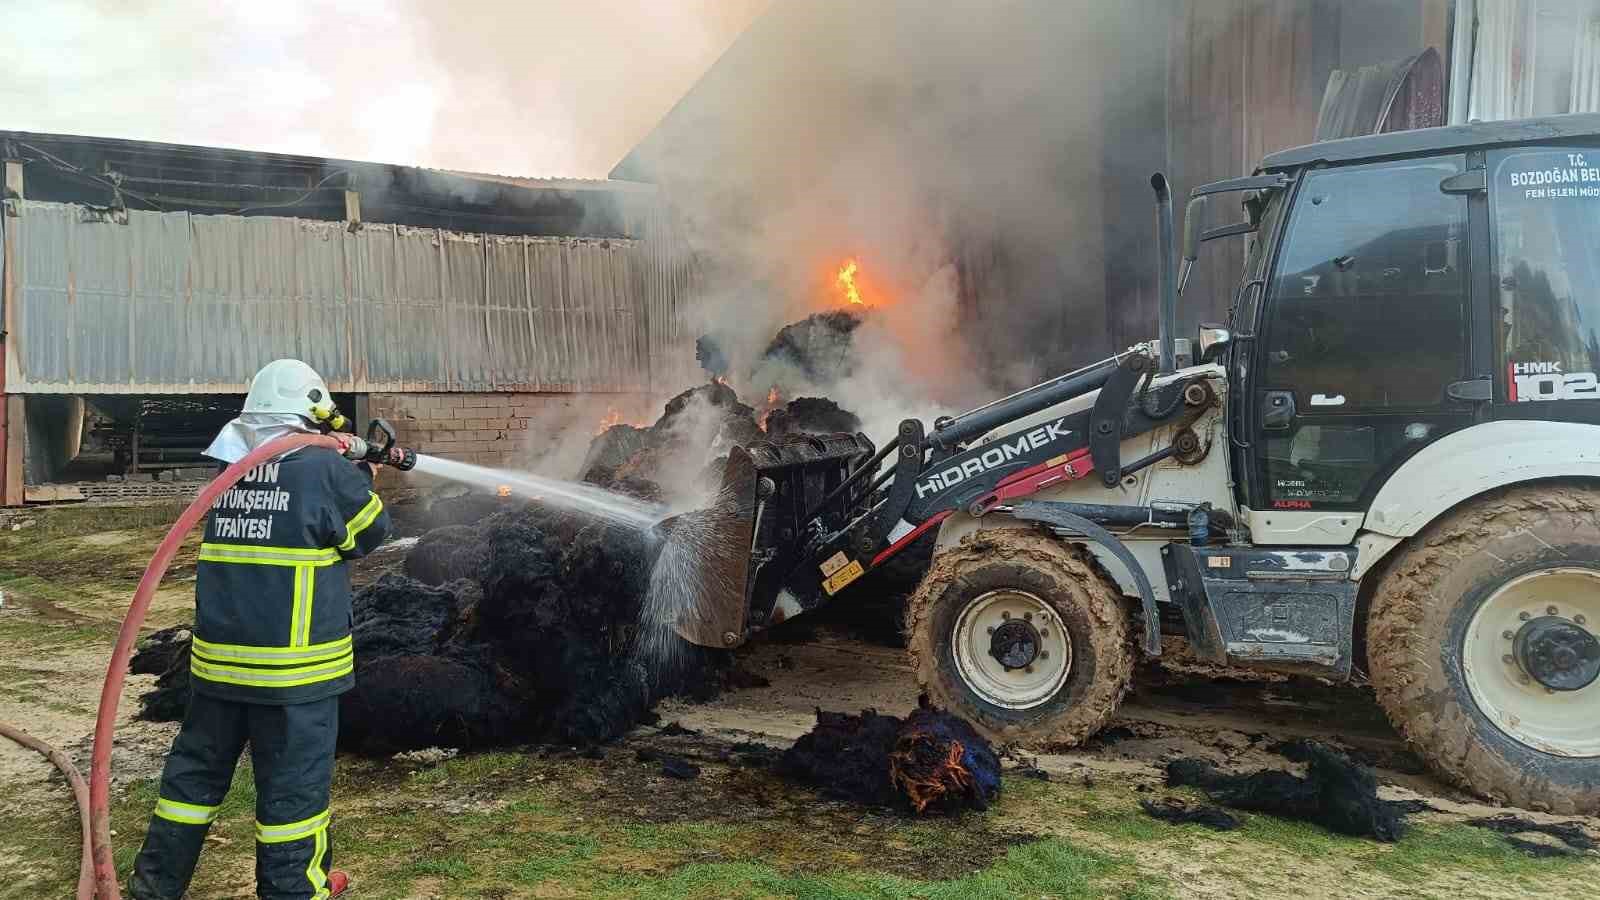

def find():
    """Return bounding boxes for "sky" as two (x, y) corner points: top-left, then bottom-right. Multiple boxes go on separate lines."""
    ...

(0, 0), (768, 178)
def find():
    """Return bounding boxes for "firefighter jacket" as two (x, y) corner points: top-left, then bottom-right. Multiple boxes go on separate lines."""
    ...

(190, 446), (391, 705)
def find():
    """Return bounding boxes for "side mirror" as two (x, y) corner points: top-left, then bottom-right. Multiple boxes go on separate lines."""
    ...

(1198, 324), (1231, 362)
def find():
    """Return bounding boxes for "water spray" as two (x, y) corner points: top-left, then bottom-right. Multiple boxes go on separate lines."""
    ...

(407, 455), (663, 529)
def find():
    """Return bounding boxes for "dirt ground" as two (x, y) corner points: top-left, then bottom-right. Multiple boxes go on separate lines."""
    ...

(2, 502), (1597, 899)
(661, 629), (1568, 817)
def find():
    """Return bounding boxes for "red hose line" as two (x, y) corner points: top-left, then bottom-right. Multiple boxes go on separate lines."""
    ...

(0, 720), (95, 899)
(88, 433), (342, 899)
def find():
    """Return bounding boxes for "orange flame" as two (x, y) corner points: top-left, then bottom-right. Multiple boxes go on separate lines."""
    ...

(594, 408), (623, 436)
(836, 259), (865, 306)
(889, 735), (975, 814)
(758, 385), (783, 431)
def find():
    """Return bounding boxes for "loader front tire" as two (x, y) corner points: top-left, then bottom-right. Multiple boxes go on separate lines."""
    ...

(1368, 483), (1600, 814)
(906, 527), (1133, 747)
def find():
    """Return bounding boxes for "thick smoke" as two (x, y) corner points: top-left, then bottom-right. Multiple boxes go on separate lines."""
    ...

(622, 0), (1171, 423)
(7, 1), (765, 177)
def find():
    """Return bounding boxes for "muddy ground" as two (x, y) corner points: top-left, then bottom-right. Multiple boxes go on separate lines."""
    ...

(2, 502), (1597, 899)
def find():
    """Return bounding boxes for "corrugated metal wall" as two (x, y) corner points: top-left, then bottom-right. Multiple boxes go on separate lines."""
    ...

(1, 200), (695, 394)
(630, 196), (706, 392)
(1164, 0), (1446, 330)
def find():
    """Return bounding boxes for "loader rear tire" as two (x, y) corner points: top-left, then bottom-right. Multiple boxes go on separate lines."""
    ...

(906, 526), (1133, 747)
(1368, 483), (1600, 814)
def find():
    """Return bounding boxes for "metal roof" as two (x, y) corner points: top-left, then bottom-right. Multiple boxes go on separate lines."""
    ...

(1260, 113), (1600, 171)
(443, 170), (655, 194)
(0, 130), (643, 237)
(1, 130), (613, 194)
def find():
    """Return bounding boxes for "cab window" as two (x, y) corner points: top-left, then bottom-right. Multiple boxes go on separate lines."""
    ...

(1256, 156), (1469, 509)
(1492, 147), (1600, 406)
(1263, 158), (1468, 410)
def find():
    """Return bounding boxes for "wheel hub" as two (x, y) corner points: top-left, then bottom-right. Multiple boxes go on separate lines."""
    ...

(1514, 616), (1600, 692)
(1463, 567), (1600, 758)
(950, 589), (1072, 710)
(989, 619), (1041, 670)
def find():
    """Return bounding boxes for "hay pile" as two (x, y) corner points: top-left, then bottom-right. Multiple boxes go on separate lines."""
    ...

(780, 701), (1002, 815)
(1161, 741), (1415, 841)
(134, 503), (728, 755)
(133, 369), (875, 755)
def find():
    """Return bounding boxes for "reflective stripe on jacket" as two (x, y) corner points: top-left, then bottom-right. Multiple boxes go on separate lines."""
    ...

(191, 446), (391, 704)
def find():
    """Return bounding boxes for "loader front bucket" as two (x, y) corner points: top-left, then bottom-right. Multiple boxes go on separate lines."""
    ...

(651, 432), (877, 649)
(651, 448), (759, 649)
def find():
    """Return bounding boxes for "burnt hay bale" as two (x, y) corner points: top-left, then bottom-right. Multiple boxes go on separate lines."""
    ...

(137, 312), (885, 748)
(781, 703), (1001, 815)
(1164, 741), (1410, 841)
(130, 625), (191, 677)
(339, 653), (530, 754)
(761, 310), (864, 384)
(579, 424), (650, 486)
(890, 706), (1002, 814)
(763, 397), (862, 438)
(351, 574), (473, 658)
(135, 647), (193, 723)
(1466, 814), (1598, 856)
(132, 624), (196, 722)
(424, 492), (520, 530)
(403, 525), (488, 587)
(1139, 797), (1241, 831)
(782, 709), (904, 807)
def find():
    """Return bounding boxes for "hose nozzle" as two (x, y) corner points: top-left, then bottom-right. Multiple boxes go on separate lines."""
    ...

(350, 419), (418, 471)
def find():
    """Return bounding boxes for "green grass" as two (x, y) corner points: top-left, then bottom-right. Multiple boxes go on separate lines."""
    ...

(2, 684), (96, 717)
(0, 504), (202, 654)
(586, 838), (1156, 900)
(0, 503), (189, 546)
(0, 504), (197, 616)
(1371, 823), (1592, 882)
(506, 832), (603, 884)
(405, 855), (477, 879)
(4, 712), (1596, 900)
(36, 755), (1170, 900)
(0, 603), (118, 650)
(620, 821), (743, 851)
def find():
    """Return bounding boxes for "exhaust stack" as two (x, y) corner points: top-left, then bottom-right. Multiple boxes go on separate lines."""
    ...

(1151, 173), (1177, 376)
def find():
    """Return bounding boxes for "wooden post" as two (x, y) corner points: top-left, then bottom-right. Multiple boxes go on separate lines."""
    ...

(2, 396), (22, 506)
(0, 161), (19, 504)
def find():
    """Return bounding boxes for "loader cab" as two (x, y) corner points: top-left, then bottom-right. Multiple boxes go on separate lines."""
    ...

(1187, 115), (1600, 540)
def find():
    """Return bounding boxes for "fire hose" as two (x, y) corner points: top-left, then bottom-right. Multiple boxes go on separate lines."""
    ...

(0, 429), (399, 897)
(0, 720), (94, 899)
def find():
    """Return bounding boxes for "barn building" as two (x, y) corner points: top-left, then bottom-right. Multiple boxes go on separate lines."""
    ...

(0, 131), (699, 504)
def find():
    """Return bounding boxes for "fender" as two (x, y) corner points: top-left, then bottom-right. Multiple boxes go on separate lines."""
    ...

(1357, 420), (1600, 575)
(1006, 500), (1163, 656)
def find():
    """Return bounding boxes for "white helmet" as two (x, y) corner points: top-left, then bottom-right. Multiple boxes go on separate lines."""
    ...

(242, 359), (332, 421)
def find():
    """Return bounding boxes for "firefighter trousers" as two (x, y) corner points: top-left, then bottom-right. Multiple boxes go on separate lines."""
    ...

(129, 692), (339, 900)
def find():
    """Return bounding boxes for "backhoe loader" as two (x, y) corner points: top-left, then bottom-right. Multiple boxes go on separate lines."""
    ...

(669, 113), (1600, 814)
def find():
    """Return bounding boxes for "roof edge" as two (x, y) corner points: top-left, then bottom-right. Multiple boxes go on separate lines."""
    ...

(1261, 113), (1600, 171)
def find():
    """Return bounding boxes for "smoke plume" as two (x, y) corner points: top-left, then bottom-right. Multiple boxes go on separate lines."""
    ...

(621, 0), (1171, 435)
(3, 0), (766, 177)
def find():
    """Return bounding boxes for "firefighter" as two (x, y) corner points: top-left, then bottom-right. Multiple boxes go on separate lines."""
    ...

(129, 359), (391, 900)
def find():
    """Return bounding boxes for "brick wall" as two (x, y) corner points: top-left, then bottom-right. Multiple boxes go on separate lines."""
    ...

(367, 391), (652, 480)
